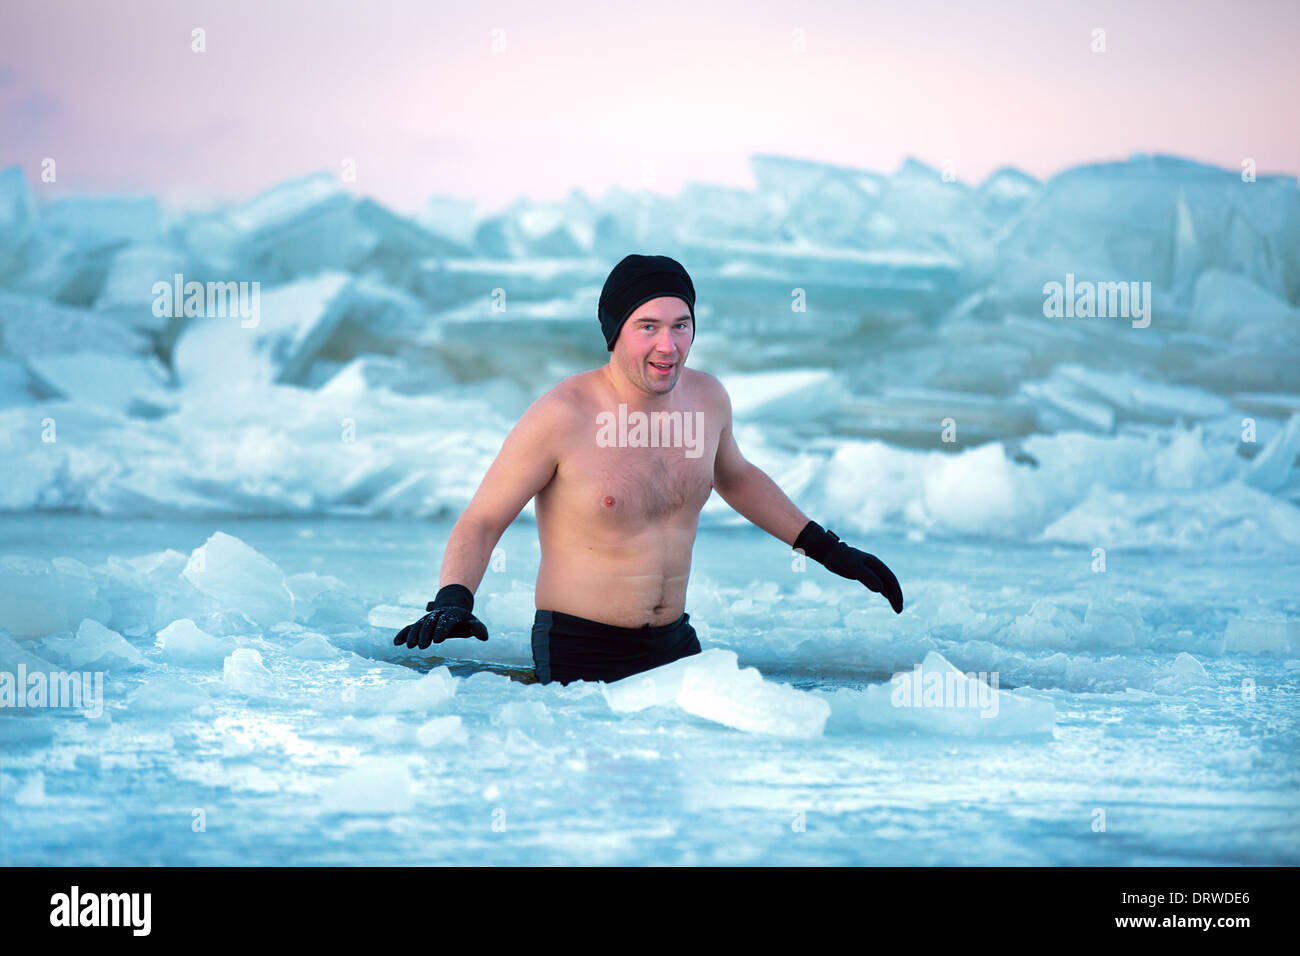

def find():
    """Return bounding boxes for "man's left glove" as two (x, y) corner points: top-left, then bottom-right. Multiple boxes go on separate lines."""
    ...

(794, 520), (904, 614)
(393, 583), (490, 649)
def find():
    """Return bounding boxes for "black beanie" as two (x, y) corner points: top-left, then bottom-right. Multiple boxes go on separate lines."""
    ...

(598, 254), (696, 351)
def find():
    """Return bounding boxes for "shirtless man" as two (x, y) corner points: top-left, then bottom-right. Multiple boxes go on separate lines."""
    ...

(394, 254), (904, 684)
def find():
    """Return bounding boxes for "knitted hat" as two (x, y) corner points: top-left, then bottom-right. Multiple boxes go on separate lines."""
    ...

(598, 254), (696, 351)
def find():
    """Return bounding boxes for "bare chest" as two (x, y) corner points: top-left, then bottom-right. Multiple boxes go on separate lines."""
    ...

(548, 404), (719, 527)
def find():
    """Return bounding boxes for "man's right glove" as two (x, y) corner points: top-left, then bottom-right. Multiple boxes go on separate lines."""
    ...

(794, 520), (904, 614)
(393, 583), (490, 649)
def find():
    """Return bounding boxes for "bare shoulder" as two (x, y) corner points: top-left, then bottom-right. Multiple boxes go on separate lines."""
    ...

(518, 373), (591, 434)
(685, 368), (730, 415)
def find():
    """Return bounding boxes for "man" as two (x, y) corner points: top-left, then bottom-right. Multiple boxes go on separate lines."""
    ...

(394, 254), (903, 684)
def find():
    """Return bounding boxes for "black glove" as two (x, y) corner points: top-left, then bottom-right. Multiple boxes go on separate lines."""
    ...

(393, 584), (490, 649)
(794, 520), (904, 614)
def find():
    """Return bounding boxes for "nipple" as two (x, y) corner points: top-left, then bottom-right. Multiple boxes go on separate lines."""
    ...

(602, 495), (616, 508)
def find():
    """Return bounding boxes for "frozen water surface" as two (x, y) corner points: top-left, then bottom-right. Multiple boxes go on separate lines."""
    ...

(1, 515), (1295, 865)
(2, 153), (1298, 863)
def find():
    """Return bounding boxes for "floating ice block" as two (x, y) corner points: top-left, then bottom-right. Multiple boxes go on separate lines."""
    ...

(182, 532), (294, 629)
(319, 756), (415, 814)
(40, 619), (145, 670)
(222, 647), (274, 696)
(602, 649), (830, 739)
(155, 618), (236, 667)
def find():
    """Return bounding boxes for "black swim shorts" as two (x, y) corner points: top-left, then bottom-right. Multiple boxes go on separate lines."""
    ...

(531, 609), (702, 685)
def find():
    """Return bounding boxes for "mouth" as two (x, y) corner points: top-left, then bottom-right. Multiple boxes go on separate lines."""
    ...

(649, 361), (675, 376)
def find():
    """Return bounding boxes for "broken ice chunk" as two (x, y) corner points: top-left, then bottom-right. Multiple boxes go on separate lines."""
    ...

(42, 194), (163, 246)
(1080, 603), (1146, 649)
(601, 649), (725, 712)
(1191, 270), (1299, 338)
(222, 647), (275, 696)
(495, 699), (554, 728)
(0, 165), (34, 276)
(0, 290), (151, 357)
(385, 667), (458, 712)
(319, 756), (415, 814)
(171, 272), (352, 388)
(94, 244), (188, 332)
(602, 649), (830, 739)
(1223, 614), (1296, 655)
(0, 357), (37, 408)
(1055, 364), (1231, 422)
(1009, 599), (1084, 648)
(0, 555), (110, 639)
(40, 619), (146, 670)
(367, 605), (425, 630)
(720, 369), (844, 422)
(24, 352), (170, 415)
(1246, 413), (1300, 492)
(676, 661), (831, 739)
(1153, 652), (1213, 694)
(155, 618), (236, 667)
(350, 666), (458, 715)
(416, 714), (469, 748)
(287, 634), (339, 660)
(12, 771), (47, 806)
(0, 629), (56, 674)
(182, 532), (294, 629)
(126, 675), (212, 713)
(822, 651), (1056, 736)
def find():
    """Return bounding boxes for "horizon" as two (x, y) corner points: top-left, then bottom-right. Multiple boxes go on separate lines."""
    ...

(5, 149), (1294, 221)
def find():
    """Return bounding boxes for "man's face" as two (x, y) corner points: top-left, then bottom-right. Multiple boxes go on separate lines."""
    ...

(610, 297), (693, 395)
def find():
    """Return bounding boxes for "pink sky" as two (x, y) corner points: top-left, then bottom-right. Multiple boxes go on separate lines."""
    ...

(1, 0), (1296, 215)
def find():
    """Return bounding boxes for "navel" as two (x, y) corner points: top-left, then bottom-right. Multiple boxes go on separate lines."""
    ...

(602, 495), (616, 508)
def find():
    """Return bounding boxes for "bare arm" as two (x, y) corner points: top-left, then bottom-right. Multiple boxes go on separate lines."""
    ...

(439, 391), (569, 592)
(709, 378), (809, 547)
